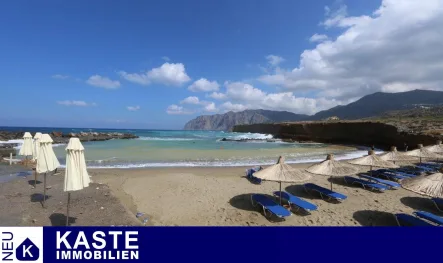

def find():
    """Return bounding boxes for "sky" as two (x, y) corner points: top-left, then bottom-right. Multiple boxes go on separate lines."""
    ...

(0, 0), (442, 129)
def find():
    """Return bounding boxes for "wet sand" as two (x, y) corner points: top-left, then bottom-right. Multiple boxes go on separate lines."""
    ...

(0, 163), (440, 226)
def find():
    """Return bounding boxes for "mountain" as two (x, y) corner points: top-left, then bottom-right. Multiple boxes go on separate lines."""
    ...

(311, 90), (443, 120)
(183, 90), (443, 131)
(183, 110), (308, 131)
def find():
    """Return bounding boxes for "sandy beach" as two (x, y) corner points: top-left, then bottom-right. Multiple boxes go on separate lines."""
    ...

(1, 162), (439, 226)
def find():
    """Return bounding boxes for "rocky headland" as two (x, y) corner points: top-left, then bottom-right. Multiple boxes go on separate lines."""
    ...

(233, 120), (443, 150)
(0, 131), (138, 157)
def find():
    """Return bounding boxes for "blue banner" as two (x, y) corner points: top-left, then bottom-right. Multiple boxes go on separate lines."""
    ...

(2, 227), (443, 263)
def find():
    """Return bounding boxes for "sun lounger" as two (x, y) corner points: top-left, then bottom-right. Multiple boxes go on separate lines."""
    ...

(432, 198), (443, 212)
(415, 165), (436, 172)
(251, 194), (291, 219)
(273, 191), (317, 214)
(358, 174), (400, 189)
(378, 169), (416, 178)
(395, 213), (434, 226)
(245, 167), (262, 184)
(303, 183), (347, 202)
(343, 176), (388, 192)
(413, 211), (443, 226)
(396, 168), (421, 176)
(372, 170), (408, 181)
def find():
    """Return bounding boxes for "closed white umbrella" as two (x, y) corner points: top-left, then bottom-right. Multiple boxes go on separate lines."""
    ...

(36, 134), (60, 207)
(18, 132), (33, 158)
(31, 132), (43, 187)
(64, 138), (90, 225)
(32, 132), (42, 160)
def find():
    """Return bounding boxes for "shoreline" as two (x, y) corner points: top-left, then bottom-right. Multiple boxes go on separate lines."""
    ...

(1, 161), (435, 226)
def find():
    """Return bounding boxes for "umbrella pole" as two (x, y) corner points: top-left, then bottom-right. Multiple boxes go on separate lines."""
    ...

(43, 172), (47, 208)
(34, 170), (37, 188)
(66, 193), (71, 226)
(330, 176), (333, 191)
(370, 166), (372, 176)
(279, 181), (282, 205)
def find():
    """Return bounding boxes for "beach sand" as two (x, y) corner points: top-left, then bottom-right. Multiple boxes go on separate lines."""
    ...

(0, 163), (440, 226)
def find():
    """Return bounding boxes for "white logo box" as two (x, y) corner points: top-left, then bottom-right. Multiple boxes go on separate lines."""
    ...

(0, 227), (43, 263)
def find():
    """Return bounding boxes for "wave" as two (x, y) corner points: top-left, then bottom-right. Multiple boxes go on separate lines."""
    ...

(81, 149), (384, 169)
(137, 137), (198, 141)
(227, 133), (274, 140)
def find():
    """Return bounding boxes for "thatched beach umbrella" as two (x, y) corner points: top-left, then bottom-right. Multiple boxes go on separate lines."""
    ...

(404, 144), (442, 163)
(348, 150), (399, 175)
(36, 134), (60, 207)
(18, 132), (34, 160)
(425, 140), (443, 154)
(253, 156), (311, 204)
(64, 138), (90, 226)
(379, 146), (418, 164)
(306, 154), (359, 190)
(402, 168), (443, 198)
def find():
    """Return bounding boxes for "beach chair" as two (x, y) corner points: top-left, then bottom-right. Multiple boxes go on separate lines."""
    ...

(343, 176), (388, 192)
(372, 170), (408, 181)
(415, 165), (436, 172)
(432, 198), (443, 212)
(396, 168), (421, 176)
(251, 194), (291, 220)
(303, 183), (347, 202)
(358, 174), (400, 189)
(273, 191), (317, 214)
(413, 211), (443, 226)
(245, 167), (262, 184)
(395, 213), (434, 226)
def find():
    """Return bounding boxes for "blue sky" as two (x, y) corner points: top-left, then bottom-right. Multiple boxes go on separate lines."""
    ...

(2, 0), (440, 129)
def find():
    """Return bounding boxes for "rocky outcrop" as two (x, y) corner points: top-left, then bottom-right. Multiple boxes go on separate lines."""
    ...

(184, 110), (308, 131)
(0, 130), (138, 145)
(233, 121), (443, 150)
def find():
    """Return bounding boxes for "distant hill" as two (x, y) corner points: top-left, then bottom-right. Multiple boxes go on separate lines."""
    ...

(311, 90), (443, 120)
(183, 110), (308, 131)
(183, 90), (443, 131)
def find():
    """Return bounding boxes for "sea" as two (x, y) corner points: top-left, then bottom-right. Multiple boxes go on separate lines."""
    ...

(0, 127), (377, 169)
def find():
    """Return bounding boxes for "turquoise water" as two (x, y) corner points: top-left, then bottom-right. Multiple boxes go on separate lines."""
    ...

(1, 128), (370, 168)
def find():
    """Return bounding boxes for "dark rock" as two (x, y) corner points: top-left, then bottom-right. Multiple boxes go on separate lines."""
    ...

(51, 131), (63, 137)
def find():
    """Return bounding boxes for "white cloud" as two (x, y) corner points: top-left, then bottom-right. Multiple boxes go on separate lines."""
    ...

(207, 92), (227, 100)
(188, 78), (220, 92)
(127, 106), (141, 111)
(309, 33), (329, 42)
(118, 71), (150, 85)
(162, 56), (170, 61)
(203, 102), (218, 113)
(52, 74), (69, 80)
(166, 104), (194, 115)
(220, 102), (247, 112)
(181, 96), (201, 105)
(57, 100), (97, 107)
(258, 0), (443, 100)
(86, 75), (120, 89)
(119, 63), (191, 87)
(265, 55), (285, 67)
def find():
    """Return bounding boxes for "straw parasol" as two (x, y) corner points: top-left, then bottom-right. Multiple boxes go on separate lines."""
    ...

(348, 150), (399, 175)
(18, 132), (34, 159)
(253, 156), (311, 204)
(425, 140), (443, 154)
(64, 138), (90, 226)
(379, 146), (418, 164)
(36, 134), (60, 207)
(306, 154), (359, 190)
(404, 144), (442, 163)
(401, 168), (443, 198)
